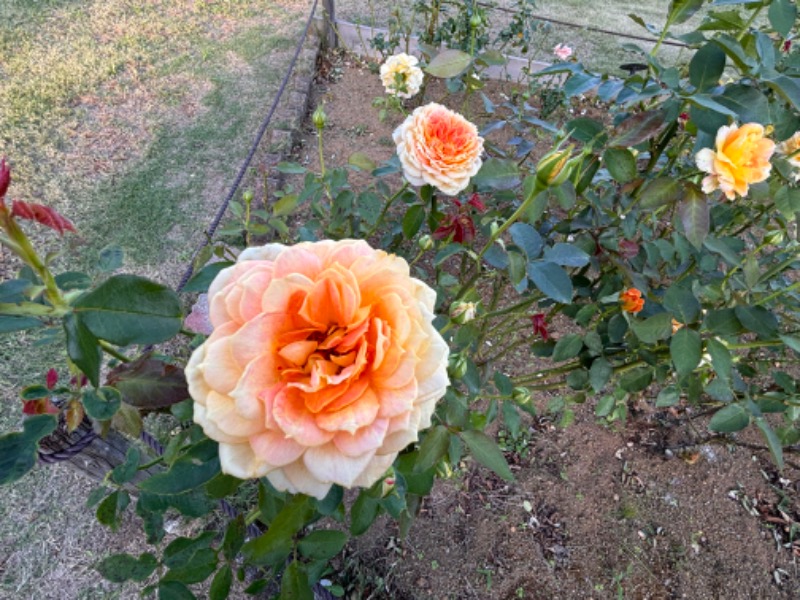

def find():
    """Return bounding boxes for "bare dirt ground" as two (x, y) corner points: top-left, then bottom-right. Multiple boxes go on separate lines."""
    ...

(288, 54), (800, 600)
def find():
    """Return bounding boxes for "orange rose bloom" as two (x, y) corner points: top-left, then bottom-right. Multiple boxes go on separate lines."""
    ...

(393, 102), (484, 196)
(695, 123), (775, 200)
(186, 240), (449, 499)
(620, 288), (644, 314)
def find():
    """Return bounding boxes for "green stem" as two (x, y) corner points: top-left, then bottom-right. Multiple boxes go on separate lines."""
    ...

(736, 5), (763, 41)
(754, 281), (800, 307)
(477, 180), (547, 259)
(99, 340), (131, 363)
(365, 182), (409, 238)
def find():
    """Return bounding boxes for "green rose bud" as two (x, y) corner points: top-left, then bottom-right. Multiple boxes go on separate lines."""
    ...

(448, 354), (469, 379)
(312, 105), (327, 130)
(512, 386), (532, 406)
(536, 145), (576, 188)
(450, 301), (478, 324)
(470, 14), (482, 29)
(418, 234), (434, 251)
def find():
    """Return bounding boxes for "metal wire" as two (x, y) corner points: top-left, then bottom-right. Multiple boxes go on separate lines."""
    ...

(176, 0), (321, 292)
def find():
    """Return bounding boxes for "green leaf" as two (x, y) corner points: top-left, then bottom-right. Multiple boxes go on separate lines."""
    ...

(527, 261), (573, 303)
(74, 275), (183, 346)
(139, 439), (220, 495)
(603, 147), (637, 183)
(716, 85), (771, 125)
(734, 306), (778, 338)
(671, 328), (702, 377)
(618, 367), (653, 393)
(678, 193), (709, 249)
(402, 205), (425, 239)
(0, 415), (57, 485)
(543, 243), (590, 267)
(348, 152), (376, 172)
(96, 552), (157, 583)
(459, 430), (514, 481)
(222, 516), (246, 561)
(551, 334), (583, 362)
(590, 358), (613, 393)
(774, 186), (800, 220)
(764, 75), (800, 113)
(298, 530), (348, 560)
(689, 42), (726, 91)
(668, 0), (705, 25)
(705, 338), (733, 385)
(472, 158), (521, 191)
(0, 314), (42, 334)
(158, 581), (196, 600)
(708, 403), (749, 433)
(780, 335), (800, 354)
(182, 262), (233, 293)
(350, 492), (380, 535)
(82, 387), (122, 421)
(639, 177), (683, 209)
(98, 245), (124, 272)
(769, 0), (797, 37)
(703, 308), (743, 336)
(280, 560), (314, 600)
(209, 565), (233, 600)
(276, 161), (307, 174)
(656, 385), (680, 407)
(755, 417), (784, 470)
(434, 244), (465, 266)
(414, 425), (450, 472)
(112, 446), (141, 485)
(64, 313), (102, 388)
(631, 313), (673, 344)
(356, 191), (383, 226)
(595, 394), (615, 418)
(509, 223), (543, 259)
(425, 49), (472, 78)
(242, 495), (313, 567)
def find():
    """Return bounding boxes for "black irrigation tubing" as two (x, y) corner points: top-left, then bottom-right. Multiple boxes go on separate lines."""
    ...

(176, 0), (321, 292)
(478, 2), (689, 48)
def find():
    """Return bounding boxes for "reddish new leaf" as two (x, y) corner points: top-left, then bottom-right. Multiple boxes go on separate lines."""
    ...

(22, 398), (60, 415)
(106, 355), (189, 410)
(65, 399), (85, 433)
(0, 158), (9, 202)
(11, 200), (76, 236)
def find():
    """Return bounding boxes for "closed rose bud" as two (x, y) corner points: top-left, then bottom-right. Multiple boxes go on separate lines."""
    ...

(470, 13), (482, 28)
(312, 105), (327, 130)
(448, 354), (469, 379)
(512, 387), (532, 406)
(381, 468), (397, 497)
(536, 146), (576, 188)
(450, 301), (477, 324)
(418, 234), (434, 251)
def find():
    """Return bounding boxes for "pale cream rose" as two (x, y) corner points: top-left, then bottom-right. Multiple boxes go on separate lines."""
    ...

(186, 240), (449, 499)
(777, 131), (800, 182)
(695, 123), (775, 199)
(380, 53), (424, 99)
(393, 103), (484, 196)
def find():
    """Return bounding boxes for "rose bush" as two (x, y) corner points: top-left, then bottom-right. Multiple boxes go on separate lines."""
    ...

(187, 240), (448, 498)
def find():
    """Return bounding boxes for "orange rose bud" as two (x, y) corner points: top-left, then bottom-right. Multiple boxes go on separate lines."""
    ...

(620, 288), (644, 314)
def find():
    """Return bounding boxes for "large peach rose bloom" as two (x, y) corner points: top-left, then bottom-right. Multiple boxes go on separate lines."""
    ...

(393, 102), (484, 196)
(186, 240), (449, 499)
(380, 53), (424, 99)
(695, 123), (775, 200)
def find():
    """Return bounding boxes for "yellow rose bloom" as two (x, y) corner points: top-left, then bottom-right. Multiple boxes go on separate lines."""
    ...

(695, 123), (775, 200)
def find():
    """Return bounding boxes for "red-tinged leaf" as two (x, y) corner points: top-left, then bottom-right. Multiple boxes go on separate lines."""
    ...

(106, 355), (189, 409)
(0, 158), (9, 200)
(46, 368), (58, 389)
(66, 399), (85, 433)
(22, 398), (60, 415)
(609, 109), (670, 147)
(11, 200), (76, 236)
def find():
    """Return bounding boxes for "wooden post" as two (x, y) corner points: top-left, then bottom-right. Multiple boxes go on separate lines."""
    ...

(321, 0), (338, 49)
